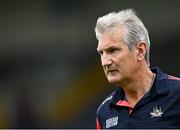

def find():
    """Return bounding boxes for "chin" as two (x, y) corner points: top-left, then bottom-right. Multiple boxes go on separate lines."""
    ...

(108, 78), (119, 84)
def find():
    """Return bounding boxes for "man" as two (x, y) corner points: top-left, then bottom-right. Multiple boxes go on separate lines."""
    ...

(95, 9), (180, 129)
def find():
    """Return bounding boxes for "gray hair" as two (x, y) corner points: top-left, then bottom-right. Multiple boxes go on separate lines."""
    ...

(95, 9), (150, 65)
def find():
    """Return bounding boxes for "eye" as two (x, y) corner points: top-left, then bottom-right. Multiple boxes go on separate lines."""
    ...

(108, 48), (118, 53)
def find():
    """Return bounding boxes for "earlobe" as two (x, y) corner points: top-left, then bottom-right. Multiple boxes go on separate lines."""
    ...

(136, 42), (147, 61)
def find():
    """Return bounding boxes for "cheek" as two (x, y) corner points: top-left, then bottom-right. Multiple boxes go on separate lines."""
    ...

(125, 56), (139, 72)
(116, 53), (136, 68)
(115, 55), (127, 66)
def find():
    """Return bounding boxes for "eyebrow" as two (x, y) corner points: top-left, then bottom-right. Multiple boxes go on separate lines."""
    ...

(97, 44), (120, 51)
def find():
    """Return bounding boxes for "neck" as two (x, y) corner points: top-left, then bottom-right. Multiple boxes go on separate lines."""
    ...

(122, 67), (155, 107)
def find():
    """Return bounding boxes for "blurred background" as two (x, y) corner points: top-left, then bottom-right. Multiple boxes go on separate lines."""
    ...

(0, 0), (179, 128)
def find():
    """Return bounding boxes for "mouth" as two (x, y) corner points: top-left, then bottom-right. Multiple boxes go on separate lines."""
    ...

(107, 70), (118, 74)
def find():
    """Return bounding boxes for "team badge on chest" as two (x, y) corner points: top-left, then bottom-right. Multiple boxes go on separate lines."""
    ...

(150, 106), (163, 118)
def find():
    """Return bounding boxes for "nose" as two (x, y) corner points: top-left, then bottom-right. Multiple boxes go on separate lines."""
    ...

(101, 54), (112, 66)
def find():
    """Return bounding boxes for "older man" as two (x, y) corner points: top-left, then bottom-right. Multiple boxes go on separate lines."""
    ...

(95, 9), (180, 129)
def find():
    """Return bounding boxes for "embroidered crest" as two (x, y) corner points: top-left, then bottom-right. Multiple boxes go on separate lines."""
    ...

(150, 106), (163, 118)
(106, 116), (118, 128)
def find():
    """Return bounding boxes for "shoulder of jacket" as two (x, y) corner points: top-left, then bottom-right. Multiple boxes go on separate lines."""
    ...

(97, 90), (116, 115)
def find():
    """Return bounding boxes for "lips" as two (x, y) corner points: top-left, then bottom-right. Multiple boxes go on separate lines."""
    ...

(107, 70), (118, 74)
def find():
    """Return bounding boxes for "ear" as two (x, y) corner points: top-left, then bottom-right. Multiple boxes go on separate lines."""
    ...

(136, 41), (147, 62)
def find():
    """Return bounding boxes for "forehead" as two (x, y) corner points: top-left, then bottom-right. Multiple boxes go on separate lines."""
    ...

(97, 27), (126, 50)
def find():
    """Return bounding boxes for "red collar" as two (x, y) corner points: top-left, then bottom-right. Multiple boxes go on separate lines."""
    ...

(116, 100), (133, 110)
